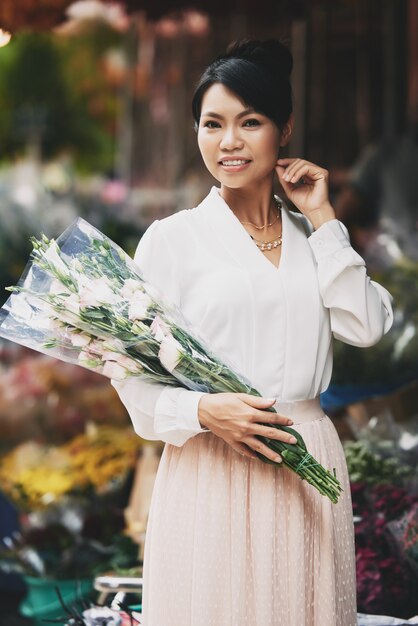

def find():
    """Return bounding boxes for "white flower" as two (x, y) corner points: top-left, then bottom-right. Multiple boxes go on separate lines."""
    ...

(44, 317), (64, 332)
(78, 350), (103, 370)
(49, 279), (70, 296)
(66, 293), (81, 314)
(101, 338), (125, 353)
(79, 277), (117, 308)
(128, 290), (152, 321)
(87, 339), (106, 356)
(101, 351), (141, 373)
(70, 332), (92, 347)
(101, 350), (123, 361)
(102, 360), (129, 379)
(44, 241), (70, 276)
(70, 258), (83, 273)
(159, 334), (184, 373)
(120, 278), (143, 299)
(117, 354), (142, 372)
(150, 315), (171, 341)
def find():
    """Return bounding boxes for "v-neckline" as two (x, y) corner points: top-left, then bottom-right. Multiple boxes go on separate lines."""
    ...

(211, 186), (287, 274)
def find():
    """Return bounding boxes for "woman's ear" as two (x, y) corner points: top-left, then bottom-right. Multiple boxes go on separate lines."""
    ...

(279, 113), (294, 147)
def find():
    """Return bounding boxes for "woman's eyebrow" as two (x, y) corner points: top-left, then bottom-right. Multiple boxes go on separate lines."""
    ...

(200, 107), (256, 119)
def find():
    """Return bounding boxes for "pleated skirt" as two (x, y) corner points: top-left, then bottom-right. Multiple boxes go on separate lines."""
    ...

(141, 399), (357, 626)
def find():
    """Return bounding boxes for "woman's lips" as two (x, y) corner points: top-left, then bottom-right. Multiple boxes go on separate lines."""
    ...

(218, 160), (251, 172)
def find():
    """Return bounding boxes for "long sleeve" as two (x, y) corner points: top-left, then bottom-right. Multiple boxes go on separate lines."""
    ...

(111, 220), (209, 447)
(308, 219), (393, 347)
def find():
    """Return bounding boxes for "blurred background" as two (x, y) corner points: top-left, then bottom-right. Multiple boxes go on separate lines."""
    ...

(0, 0), (417, 624)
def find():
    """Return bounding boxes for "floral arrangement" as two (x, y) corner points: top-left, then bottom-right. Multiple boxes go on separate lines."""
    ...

(0, 424), (143, 580)
(345, 436), (418, 618)
(352, 482), (418, 617)
(0, 424), (142, 510)
(387, 503), (418, 576)
(0, 351), (130, 449)
(0, 217), (342, 502)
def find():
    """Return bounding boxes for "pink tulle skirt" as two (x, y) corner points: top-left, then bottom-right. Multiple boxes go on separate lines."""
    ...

(141, 399), (357, 626)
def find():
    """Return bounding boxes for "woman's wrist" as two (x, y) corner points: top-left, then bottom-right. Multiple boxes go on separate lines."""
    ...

(197, 394), (211, 430)
(306, 202), (336, 230)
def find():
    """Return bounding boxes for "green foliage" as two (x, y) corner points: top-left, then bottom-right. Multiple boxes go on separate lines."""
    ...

(344, 440), (414, 485)
(0, 27), (121, 173)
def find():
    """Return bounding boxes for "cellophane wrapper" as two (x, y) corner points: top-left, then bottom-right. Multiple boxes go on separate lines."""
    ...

(0, 217), (257, 393)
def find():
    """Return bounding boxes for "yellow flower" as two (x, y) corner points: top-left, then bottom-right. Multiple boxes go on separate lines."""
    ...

(0, 425), (142, 510)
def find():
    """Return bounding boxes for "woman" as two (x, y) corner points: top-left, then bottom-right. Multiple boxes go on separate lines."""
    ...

(112, 39), (393, 626)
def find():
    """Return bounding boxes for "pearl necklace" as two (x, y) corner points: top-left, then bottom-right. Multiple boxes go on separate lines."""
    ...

(250, 233), (282, 252)
(241, 196), (283, 252)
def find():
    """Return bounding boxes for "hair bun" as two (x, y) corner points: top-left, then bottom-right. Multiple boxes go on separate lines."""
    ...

(224, 38), (293, 78)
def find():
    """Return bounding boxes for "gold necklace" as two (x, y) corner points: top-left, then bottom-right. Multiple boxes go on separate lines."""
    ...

(239, 197), (282, 230)
(249, 233), (282, 252)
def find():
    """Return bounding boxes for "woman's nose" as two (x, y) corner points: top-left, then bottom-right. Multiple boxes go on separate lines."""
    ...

(219, 126), (244, 150)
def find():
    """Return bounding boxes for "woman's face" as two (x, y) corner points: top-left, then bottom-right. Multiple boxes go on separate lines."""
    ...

(197, 82), (291, 190)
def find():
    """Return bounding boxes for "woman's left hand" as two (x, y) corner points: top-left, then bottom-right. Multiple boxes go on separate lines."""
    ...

(275, 158), (336, 228)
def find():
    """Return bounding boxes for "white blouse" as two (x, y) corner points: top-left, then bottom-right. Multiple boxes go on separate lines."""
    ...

(112, 186), (393, 446)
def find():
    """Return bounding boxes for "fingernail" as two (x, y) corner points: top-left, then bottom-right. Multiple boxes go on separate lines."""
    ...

(274, 456), (282, 463)
(290, 436), (297, 444)
(266, 397), (276, 403)
(287, 419), (294, 425)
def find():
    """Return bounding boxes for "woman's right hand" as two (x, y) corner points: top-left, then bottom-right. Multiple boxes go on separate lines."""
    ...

(197, 393), (298, 462)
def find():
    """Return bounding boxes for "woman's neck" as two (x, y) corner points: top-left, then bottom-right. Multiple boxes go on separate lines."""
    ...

(219, 181), (277, 226)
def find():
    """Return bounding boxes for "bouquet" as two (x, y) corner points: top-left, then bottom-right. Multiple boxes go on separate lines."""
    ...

(0, 218), (342, 503)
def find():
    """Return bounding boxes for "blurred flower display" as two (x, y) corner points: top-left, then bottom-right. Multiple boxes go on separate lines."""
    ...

(0, 423), (142, 510)
(0, 352), (130, 448)
(345, 435), (418, 618)
(0, 424), (143, 579)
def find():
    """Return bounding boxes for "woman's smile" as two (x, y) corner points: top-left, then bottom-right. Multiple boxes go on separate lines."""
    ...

(218, 158), (252, 172)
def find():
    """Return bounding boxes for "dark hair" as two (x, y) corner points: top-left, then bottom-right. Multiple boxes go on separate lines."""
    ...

(191, 38), (293, 132)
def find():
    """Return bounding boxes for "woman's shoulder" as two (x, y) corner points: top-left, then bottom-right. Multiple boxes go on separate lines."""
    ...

(150, 193), (209, 237)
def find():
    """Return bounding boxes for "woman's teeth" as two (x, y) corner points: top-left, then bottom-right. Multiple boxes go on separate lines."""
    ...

(221, 160), (250, 166)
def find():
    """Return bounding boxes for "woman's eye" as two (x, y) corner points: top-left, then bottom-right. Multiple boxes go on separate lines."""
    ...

(244, 118), (261, 127)
(203, 121), (220, 128)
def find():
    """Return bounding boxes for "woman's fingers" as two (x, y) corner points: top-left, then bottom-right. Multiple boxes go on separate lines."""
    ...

(276, 157), (296, 166)
(248, 407), (293, 426)
(242, 436), (283, 463)
(250, 424), (298, 445)
(277, 158), (327, 184)
(230, 442), (259, 460)
(281, 161), (309, 183)
(237, 393), (277, 409)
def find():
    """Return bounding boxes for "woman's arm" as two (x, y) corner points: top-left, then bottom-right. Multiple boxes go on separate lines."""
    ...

(111, 377), (207, 447)
(308, 218), (393, 346)
(111, 219), (209, 447)
(276, 157), (393, 347)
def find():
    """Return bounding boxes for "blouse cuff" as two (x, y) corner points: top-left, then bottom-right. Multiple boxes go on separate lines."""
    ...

(308, 219), (352, 261)
(154, 387), (209, 435)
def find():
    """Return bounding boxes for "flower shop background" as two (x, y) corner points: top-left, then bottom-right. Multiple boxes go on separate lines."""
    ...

(0, 0), (417, 624)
